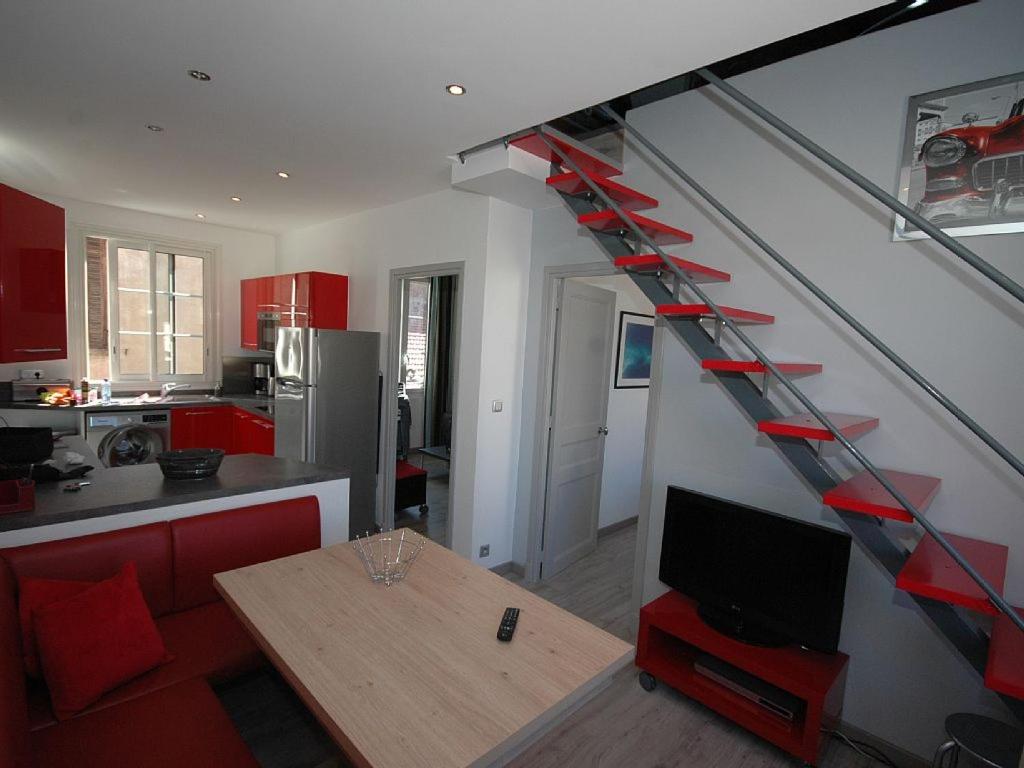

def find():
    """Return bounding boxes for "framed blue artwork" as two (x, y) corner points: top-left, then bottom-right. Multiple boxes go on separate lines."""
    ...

(614, 311), (654, 389)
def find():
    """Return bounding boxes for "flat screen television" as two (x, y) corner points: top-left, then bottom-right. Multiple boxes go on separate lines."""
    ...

(659, 486), (851, 653)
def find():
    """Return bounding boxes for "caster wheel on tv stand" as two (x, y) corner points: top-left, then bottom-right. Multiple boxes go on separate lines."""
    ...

(638, 671), (657, 692)
(419, 504), (429, 515)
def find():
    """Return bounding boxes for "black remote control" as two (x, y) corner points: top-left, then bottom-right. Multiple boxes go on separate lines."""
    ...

(497, 607), (520, 642)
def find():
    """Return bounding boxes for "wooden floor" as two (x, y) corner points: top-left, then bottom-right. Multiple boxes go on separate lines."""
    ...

(394, 451), (449, 547)
(505, 524), (874, 768)
(218, 523), (876, 768)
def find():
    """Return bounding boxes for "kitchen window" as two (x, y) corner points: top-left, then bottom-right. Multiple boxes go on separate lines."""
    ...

(85, 235), (213, 384)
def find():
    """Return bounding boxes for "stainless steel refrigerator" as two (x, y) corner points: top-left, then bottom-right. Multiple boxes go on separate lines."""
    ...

(274, 327), (380, 538)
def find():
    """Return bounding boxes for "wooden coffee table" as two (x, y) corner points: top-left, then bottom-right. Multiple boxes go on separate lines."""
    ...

(215, 535), (633, 768)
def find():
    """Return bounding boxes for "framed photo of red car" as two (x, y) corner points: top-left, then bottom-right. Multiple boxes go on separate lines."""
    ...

(894, 71), (1024, 240)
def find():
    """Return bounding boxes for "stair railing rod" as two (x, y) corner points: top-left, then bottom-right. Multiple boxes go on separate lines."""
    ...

(535, 128), (1024, 634)
(597, 104), (1024, 483)
(693, 68), (1024, 305)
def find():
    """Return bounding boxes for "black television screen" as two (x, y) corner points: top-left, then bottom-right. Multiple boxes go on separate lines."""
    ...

(659, 486), (851, 653)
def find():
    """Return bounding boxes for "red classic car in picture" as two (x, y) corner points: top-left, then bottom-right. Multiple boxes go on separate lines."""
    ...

(916, 97), (1024, 223)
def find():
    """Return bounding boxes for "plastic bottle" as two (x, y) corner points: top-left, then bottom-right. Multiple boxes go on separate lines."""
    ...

(101, 379), (112, 404)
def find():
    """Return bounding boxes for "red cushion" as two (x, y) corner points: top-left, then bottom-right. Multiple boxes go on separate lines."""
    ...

(26, 600), (265, 728)
(33, 562), (170, 720)
(0, 560), (33, 768)
(18, 577), (92, 678)
(395, 459), (428, 480)
(1, 521), (174, 617)
(170, 498), (320, 612)
(31, 677), (259, 768)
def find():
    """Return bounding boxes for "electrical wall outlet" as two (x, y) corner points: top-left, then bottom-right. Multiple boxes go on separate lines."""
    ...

(20, 369), (44, 380)
(491, 399), (503, 413)
(479, 544), (490, 558)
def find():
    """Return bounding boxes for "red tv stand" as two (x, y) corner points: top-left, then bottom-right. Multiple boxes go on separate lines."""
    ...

(637, 591), (849, 766)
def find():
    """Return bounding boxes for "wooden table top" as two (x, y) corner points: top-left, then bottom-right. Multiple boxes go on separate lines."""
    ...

(215, 535), (634, 768)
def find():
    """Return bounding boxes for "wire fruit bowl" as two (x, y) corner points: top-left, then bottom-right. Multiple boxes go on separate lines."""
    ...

(352, 529), (425, 586)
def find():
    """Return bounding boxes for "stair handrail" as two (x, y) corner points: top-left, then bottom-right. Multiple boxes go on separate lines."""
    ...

(693, 68), (1024, 306)
(596, 104), (1024, 485)
(535, 128), (1024, 635)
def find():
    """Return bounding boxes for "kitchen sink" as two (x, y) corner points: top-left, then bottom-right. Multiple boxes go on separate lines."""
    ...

(158, 395), (224, 403)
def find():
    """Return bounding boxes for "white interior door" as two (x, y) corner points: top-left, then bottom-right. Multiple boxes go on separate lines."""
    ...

(542, 279), (616, 578)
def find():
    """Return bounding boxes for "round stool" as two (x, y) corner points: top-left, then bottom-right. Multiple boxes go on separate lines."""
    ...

(932, 714), (1024, 768)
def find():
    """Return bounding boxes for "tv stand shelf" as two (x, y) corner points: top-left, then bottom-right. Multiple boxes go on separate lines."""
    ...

(637, 591), (848, 765)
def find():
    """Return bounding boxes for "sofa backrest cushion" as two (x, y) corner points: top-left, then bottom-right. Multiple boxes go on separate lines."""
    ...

(0, 559), (33, 768)
(169, 497), (321, 612)
(0, 522), (174, 618)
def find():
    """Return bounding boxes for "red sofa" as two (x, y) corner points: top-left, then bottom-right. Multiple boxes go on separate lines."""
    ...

(0, 497), (321, 768)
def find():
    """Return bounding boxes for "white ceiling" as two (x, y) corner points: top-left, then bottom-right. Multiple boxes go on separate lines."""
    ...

(0, 0), (881, 234)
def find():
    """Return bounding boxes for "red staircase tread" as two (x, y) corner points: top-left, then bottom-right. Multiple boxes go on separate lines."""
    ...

(701, 360), (822, 375)
(823, 469), (940, 523)
(547, 171), (658, 211)
(985, 606), (1024, 699)
(656, 304), (774, 325)
(579, 210), (694, 246)
(510, 126), (622, 178)
(614, 254), (730, 283)
(896, 532), (1008, 616)
(757, 412), (879, 441)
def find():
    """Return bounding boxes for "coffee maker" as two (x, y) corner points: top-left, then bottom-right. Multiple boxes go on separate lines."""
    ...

(251, 361), (273, 396)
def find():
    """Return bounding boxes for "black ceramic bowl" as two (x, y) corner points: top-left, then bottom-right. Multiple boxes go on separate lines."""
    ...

(155, 448), (225, 480)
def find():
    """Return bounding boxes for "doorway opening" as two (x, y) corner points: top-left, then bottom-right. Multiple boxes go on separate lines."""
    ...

(530, 269), (655, 595)
(386, 268), (461, 548)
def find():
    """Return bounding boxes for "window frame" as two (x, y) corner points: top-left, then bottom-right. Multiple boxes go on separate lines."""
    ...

(68, 224), (220, 391)
(399, 277), (431, 391)
(105, 239), (212, 384)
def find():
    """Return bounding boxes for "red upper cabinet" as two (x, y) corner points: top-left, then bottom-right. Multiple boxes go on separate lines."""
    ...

(0, 184), (67, 363)
(239, 271), (347, 348)
(304, 271), (348, 330)
(240, 278), (260, 350)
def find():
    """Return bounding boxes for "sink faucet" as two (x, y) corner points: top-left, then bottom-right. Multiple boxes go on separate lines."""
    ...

(160, 383), (191, 397)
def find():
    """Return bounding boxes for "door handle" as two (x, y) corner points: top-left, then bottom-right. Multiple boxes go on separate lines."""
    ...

(15, 348), (62, 353)
(598, 426), (609, 436)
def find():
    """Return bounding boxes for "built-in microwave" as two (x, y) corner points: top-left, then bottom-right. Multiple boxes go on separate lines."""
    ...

(256, 311), (280, 353)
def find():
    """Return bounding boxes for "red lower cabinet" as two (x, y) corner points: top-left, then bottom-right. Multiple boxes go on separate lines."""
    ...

(248, 415), (275, 455)
(228, 407), (274, 455)
(172, 406), (273, 455)
(170, 407), (233, 452)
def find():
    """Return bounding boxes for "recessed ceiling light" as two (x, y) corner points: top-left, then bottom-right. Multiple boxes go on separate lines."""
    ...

(195, 213), (206, 219)
(277, 171), (290, 179)
(188, 69), (212, 82)
(907, 0), (928, 7)
(146, 124), (164, 132)
(230, 196), (242, 202)
(445, 84), (466, 96)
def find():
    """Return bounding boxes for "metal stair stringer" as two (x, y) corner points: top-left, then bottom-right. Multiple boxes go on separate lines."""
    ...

(555, 186), (1024, 723)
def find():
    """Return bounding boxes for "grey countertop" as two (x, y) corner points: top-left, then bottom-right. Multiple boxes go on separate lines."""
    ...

(0, 394), (275, 420)
(0, 453), (347, 533)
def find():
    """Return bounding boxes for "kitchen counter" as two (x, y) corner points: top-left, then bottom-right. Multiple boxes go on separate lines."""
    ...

(0, 454), (346, 534)
(0, 394), (275, 419)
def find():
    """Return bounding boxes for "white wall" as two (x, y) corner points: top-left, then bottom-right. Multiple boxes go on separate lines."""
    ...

(573, 275), (652, 530)
(277, 189), (532, 565)
(512, 206), (610, 564)
(627, 0), (1024, 758)
(0, 193), (277, 384)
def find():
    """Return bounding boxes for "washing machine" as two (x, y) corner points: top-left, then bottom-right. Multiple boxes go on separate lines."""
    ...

(85, 410), (171, 467)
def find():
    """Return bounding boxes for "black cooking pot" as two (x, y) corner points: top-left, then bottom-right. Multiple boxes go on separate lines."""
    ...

(0, 427), (54, 464)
